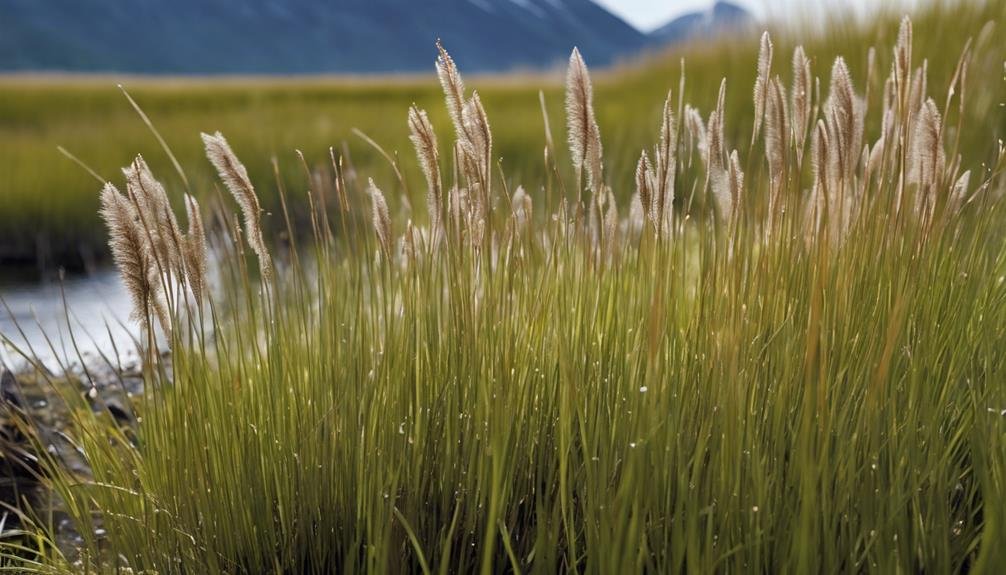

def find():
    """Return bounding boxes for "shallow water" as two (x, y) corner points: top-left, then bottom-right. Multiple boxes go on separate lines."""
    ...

(0, 270), (138, 371)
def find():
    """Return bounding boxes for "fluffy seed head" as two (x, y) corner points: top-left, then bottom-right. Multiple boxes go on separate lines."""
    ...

(950, 170), (972, 212)
(909, 98), (945, 193)
(895, 16), (913, 104)
(183, 194), (207, 304)
(368, 178), (392, 256)
(122, 155), (184, 277)
(408, 106), (443, 237)
(566, 47), (604, 191)
(728, 150), (745, 220)
(461, 91), (492, 183)
(764, 76), (790, 181)
(635, 151), (655, 229)
(201, 131), (272, 282)
(752, 31), (774, 143)
(100, 183), (169, 335)
(825, 57), (864, 181)
(436, 41), (468, 142)
(791, 46), (812, 164)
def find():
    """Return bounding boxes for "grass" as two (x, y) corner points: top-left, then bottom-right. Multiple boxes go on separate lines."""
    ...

(2, 0), (1006, 572)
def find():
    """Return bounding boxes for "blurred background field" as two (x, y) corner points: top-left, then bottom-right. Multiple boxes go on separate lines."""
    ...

(1, 0), (1002, 275)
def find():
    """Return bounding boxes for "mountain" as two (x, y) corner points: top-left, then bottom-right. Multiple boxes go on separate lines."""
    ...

(0, 0), (649, 74)
(649, 2), (753, 45)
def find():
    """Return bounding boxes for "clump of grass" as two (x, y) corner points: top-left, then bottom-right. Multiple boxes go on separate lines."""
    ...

(6, 10), (1006, 575)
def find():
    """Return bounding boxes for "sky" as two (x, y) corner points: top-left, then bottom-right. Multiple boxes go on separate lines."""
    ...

(592, 0), (920, 32)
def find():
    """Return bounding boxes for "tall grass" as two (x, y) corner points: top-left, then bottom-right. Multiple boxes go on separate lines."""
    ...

(5, 5), (1006, 574)
(2, 0), (1003, 270)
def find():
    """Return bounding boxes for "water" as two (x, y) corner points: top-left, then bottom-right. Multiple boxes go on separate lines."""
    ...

(0, 270), (139, 371)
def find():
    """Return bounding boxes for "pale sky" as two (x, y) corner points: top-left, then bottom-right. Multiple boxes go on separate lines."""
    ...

(592, 0), (921, 32)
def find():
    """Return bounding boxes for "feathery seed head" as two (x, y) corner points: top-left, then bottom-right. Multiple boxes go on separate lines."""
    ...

(436, 41), (468, 141)
(728, 150), (744, 219)
(183, 194), (207, 304)
(368, 178), (392, 256)
(100, 183), (170, 334)
(752, 31), (774, 143)
(791, 46), (812, 164)
(201, 131), (272, 281)
(566, 47), (604, 191)
(122, 155), (184, 276)
(408, 106), (443, 236)
(764, 76), (790, 181)
(909, 97), (945, 193)
(895, 16), (913, 101)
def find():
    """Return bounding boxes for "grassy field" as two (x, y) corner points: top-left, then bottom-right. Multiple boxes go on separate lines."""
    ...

(3, 0), (1006, 573)
(1, 0), (1002, 271)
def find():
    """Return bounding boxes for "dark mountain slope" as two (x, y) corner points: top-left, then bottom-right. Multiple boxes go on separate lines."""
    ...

(0, 0), (649, 73)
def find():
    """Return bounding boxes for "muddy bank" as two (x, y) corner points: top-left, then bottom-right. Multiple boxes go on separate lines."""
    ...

(0, 362), (144, 556)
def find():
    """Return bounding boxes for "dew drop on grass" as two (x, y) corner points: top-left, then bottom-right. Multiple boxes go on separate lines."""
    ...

(639, 386), (648, 393)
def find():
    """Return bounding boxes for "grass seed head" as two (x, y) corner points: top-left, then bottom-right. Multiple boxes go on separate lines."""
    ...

(201, 131), (272, 282)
